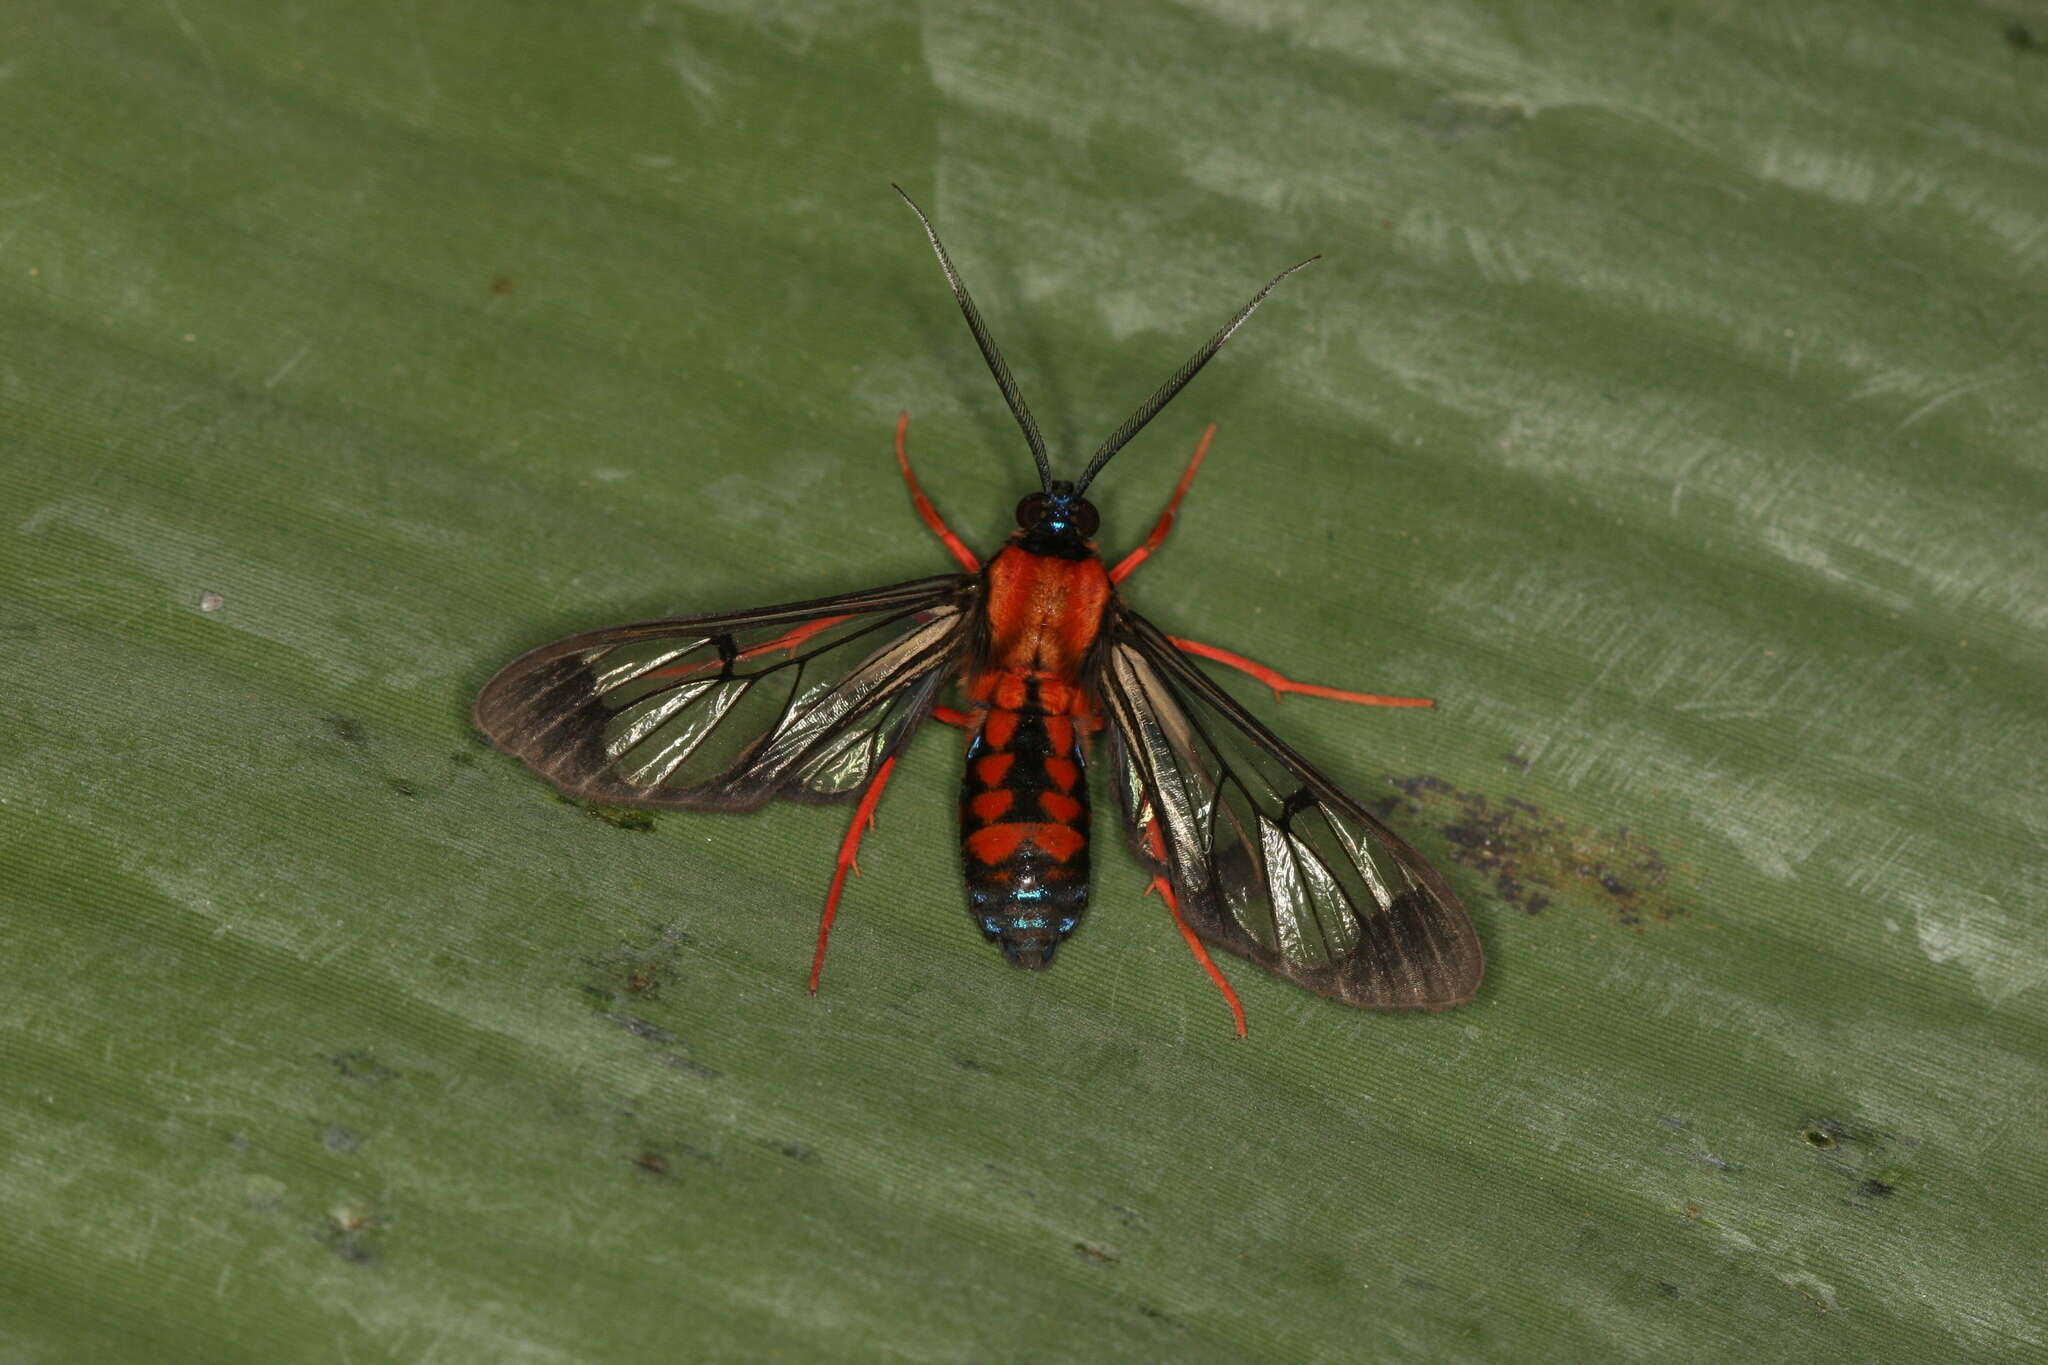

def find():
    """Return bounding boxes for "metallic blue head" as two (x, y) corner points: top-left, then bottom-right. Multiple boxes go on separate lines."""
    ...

(1014, 480), (1100, 557)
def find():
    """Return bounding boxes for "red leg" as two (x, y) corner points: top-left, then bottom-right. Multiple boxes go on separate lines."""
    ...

(931, 705), (975, 729)
(1110, 423), (1216, 584)
(896, 411), (980, 574)
(1170, 637), (1435, 709)
(1148, 873), (1248, 1038)
(1137, 817), (1247, 1037)
(808, 755), (901, 994)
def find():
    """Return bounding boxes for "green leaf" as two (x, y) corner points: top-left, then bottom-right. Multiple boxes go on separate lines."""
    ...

(3, 3), (2041, 1361)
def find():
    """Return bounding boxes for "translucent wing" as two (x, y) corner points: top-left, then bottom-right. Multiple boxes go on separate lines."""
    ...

(1098, 605), (1483, 1009)
(475, 574), (976, 810)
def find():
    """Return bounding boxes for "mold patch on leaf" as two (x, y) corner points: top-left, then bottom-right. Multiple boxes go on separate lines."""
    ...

(583, 923), (690, 1006)
(558, 794), (657, 832)
(1381, 776), (1679, 925)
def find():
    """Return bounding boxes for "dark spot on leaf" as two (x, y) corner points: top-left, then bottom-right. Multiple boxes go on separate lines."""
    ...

(1386, 777), (1679, 924)
(1074, 1240), (1121, 1265)
(1135, 1301), (1184, 1331)
(1662, 1141), (1736, 1172)
(631, 1150), (672, 1178)
(323, 1206), (381, 1265)
(490, 273), (516, 294)
(776, 1142), (817, 1163)
(1503, 752), (1530, 771)
(329, 1052), (391, 1084)
(331, 1237), (378, 1265)
(1798, 1117), (1917, 1205)
(605, 1013), (673, 1046)
(2007, 21), (2040, 52)
(951, 1054), (990, 1072)
(321, 1125), (362, 1153)
(387, 777), (419, 798)
(653, 1051), (721, 1080)
(1656, 1281), (1682, 1299)
(449, 750), (476, 766)
(326, 715), (368, 748)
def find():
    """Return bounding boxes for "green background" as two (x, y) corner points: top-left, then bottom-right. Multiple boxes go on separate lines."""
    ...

(3, 2), (2043, 1361)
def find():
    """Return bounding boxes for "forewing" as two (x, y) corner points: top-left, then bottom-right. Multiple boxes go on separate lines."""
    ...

(475, 575), (976, 810)
(1099, 605), (1483, 1010)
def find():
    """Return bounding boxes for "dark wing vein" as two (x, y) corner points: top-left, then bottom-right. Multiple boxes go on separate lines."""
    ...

(474, 574), (976, 811)
(1099, 603), (1482, 1010)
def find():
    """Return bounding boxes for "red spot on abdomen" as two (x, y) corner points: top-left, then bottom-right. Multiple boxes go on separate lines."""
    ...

(1038, 790), (1083, 823)
(982, 710), (1019, 750)
(970, 790), (1014, 822)
(967, 822), (1086, 865)
(976, 753), (1014, 786)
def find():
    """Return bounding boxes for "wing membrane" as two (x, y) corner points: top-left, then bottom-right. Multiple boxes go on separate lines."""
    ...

(475, 575), (976, 810)
(1099, 605), (1482, 1009)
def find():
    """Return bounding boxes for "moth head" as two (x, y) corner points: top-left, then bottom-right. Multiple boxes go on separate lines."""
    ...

(1014, 481), (1100, 545)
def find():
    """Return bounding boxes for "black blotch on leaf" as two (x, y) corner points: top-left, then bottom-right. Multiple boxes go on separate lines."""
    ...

(1384, 777), (1679, 924)
(2007, 21), (2040, 52)
(1074, 1241), (1121, 1266)
(1797, 1116), (1916, 1205)
(329, 1052), (392, 1084)
(387, 777), (419, 798)
(775, 1142), (817, 1163)
(631, 1150), (672, 1178)
(1656, 1281), (1683, 1299)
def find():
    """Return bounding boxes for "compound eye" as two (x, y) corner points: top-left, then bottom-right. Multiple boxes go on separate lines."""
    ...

(1068, 499), (1100, 538)
(1015, 493), (1051, 528)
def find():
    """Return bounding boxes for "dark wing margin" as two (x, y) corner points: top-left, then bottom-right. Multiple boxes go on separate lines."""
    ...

(474, 574), (976, 811)
(1098, 604), (1483, 1010)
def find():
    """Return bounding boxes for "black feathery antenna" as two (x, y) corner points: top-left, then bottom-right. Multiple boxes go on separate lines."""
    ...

(893, 184), (1054, 492)
(1073, 256), (1318, 495)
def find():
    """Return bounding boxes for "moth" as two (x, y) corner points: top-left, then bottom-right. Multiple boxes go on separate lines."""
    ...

(474, 188), (1483, 1034)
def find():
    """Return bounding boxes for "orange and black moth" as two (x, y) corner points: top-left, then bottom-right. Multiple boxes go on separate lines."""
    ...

(474, 188), (1483, 1036)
